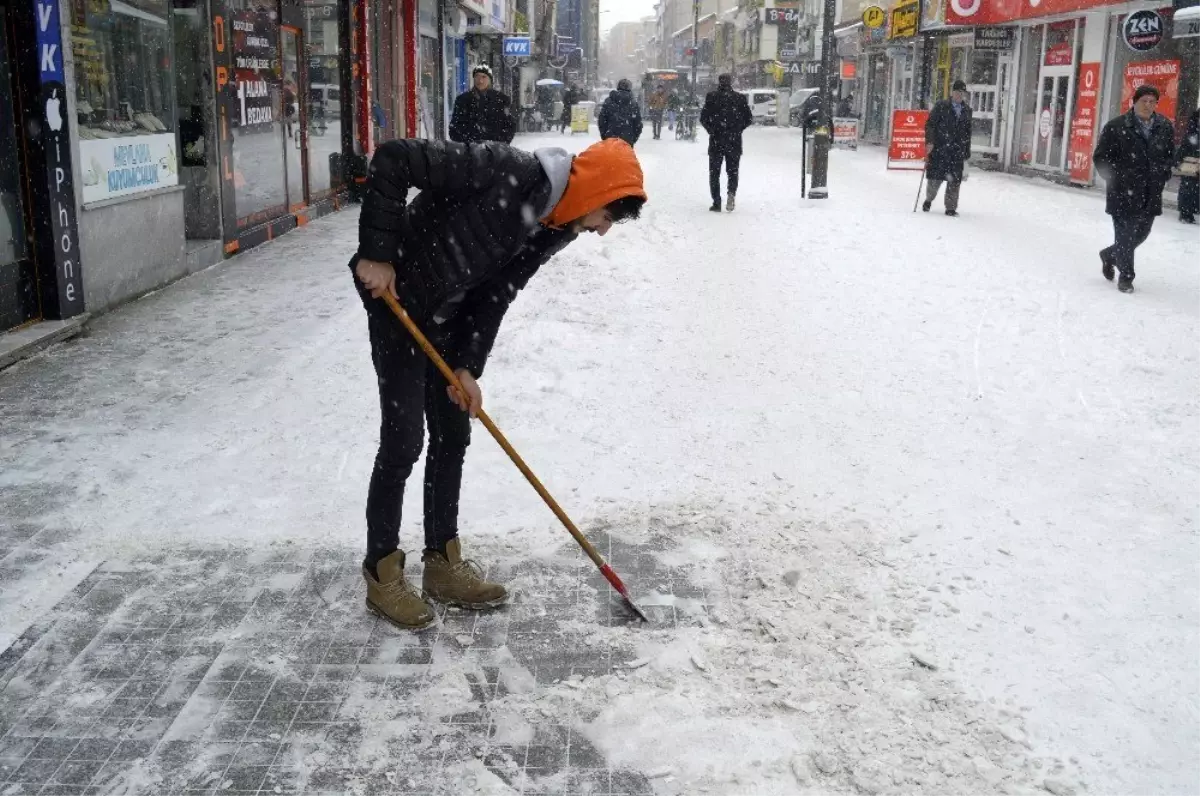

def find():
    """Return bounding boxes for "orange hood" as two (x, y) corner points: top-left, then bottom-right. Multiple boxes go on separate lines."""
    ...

(543, 138), (648, 229)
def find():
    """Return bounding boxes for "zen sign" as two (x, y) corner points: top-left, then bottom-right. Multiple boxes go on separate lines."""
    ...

(1123, 10), (1164, 51)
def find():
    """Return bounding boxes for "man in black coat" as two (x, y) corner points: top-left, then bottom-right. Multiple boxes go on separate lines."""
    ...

(1093, 85), (1177, 293)
(598, 79), (643, 147)
(700, 74), (753, 212)
(351, 138), (647, 629)
(922, 80), (973, 216)
(449, 65), (515, 145)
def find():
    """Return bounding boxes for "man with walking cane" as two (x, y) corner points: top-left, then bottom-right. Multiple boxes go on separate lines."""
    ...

(350, 138), (647, 629)
(922, 80), (973, 216)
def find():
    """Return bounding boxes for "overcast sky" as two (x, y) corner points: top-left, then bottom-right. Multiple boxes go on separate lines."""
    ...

(600, 0), (658, 34)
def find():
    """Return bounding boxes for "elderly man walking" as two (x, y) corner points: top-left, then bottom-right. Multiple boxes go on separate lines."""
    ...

(922, 80), (973, 217)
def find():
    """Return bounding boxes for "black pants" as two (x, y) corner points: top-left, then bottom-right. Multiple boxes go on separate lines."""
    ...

(1101, 214), (1156, 282)
(709, 150), (741, 202)
(650, 111), (663, 138)
(355, 279), (472, 565)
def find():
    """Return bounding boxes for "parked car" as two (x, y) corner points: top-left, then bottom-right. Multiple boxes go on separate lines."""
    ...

(789, 88), (820, 128)
(739, 89), (778, 125)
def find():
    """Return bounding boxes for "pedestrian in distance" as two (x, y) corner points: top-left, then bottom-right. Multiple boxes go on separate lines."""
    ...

(922, 80), (973, 217)
(1175, 108), (1199, 225)
(351, 137), (647, 629)
(699, 73), (753, 212)
(559, 84), (580, 134)
(648, 84), (668, 140)
(449, 65), (516, 145)
(666, 89), (682, 132)
(598, 79), (643, 147)
(1093, 84), (1176, 294)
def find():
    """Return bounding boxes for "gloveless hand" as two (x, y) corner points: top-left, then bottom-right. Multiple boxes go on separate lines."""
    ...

(447, 369), (483, 418)
(355, 258), (398, 299)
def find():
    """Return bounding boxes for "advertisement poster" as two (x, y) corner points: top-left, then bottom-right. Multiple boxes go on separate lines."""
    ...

(1068, 63), (1100, 184)
(833, 117), (860, 149)
(887, 109), (928, 169)
(1120, 60), (1180, 122)
(232, 9), (280, 130)
(79, 133), (179, 204)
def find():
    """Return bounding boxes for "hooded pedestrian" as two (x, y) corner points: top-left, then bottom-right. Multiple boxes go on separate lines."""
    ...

(922, 80), (973, 216)
(700, 74), (753, 212)
(598, 79), (643, 147)
(1093, 84), (1176, 293)
(449, 65), (515, 145)
(350, 137), (647, 629)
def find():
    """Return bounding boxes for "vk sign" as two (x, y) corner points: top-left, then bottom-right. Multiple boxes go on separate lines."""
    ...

(503, 37), (531, 57)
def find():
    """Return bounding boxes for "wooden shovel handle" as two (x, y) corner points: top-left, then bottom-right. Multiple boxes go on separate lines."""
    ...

(380, 292), (608, 572)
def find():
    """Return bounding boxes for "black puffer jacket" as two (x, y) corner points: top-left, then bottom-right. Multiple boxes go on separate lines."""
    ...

(1093, 110), (1176, 217)
(355, 139), (576, 375)
(449, 89), (516, 144)
(700, 87), (753, 154)
(598, 89), (642, 146)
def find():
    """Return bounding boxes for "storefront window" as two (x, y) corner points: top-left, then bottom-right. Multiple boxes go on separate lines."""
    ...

(71, 0), (180, 203)
(303, 0), (341, 198)
(1105, 8), (1200, 136)
(228, 3), (287, 227)
(1014, 20), (1083, 170)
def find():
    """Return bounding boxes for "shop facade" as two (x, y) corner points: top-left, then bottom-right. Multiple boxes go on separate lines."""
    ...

(2, 0), (86, 333)
(929, 0), (1200, 184)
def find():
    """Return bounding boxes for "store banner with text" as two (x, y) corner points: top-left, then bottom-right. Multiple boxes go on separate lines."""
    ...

(887, 109), (928, 169)
(1068, 63), (1100, 184)
(1120, 59), (1180, 122)
(79, 133), (179, 204)
(232, 9), (280, 130)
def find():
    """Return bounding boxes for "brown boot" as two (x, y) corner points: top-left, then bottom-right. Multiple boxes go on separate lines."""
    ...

(363, 551), (436, 629)
(422, 539), (508, 609)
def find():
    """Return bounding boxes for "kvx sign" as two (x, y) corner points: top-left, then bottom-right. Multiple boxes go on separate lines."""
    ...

(33, 0), (84, 317)
(503, 36), (531, 56)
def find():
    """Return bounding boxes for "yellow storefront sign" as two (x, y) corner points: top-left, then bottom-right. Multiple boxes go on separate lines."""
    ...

(887, 0), (919, 39)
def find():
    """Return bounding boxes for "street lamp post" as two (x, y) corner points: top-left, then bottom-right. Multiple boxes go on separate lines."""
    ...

(690, 0), (699, 101)
(808, 0), (837, 198)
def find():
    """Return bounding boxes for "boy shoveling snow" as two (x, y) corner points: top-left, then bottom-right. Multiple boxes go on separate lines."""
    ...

(351, 137), (647, 629)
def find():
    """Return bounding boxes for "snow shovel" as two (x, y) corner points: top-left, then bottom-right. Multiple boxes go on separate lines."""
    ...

(912, 165), (927, 213)
(380, 292), (650, 623)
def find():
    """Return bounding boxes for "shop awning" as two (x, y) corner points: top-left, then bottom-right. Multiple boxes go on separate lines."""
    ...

(1174, 5), (1200, 38)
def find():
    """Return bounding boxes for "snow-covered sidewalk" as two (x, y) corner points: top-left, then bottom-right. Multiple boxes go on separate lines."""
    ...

(0, 128), (1196, 795)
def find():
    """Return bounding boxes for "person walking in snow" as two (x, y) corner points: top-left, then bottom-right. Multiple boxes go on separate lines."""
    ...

(449, 65), (515, 145)
(351, 138), (647, 629)
(1093, 85), (1176, 294)
(666, 89), (682, 132)
(700, 74), (753, 212)
(598, 79), (643, 147)
(922, 80), (973, 217)
(648, 84), (668, 140)
(1175, 108), (1199, 225)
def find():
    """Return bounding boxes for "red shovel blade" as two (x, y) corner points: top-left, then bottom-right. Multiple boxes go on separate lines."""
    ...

(599, 564), (650, 622)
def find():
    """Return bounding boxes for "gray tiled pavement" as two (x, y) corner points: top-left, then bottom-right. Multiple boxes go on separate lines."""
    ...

(0, 531), (711, 795)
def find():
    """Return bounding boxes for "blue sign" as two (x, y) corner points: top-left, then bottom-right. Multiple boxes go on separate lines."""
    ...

(503, 37), (531, 57)
(557, 40), (577, 57)
(35, 0), (64, 82)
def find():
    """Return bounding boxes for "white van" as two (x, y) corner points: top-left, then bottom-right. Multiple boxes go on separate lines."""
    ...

(309, 84), (342, 120)
(739, 89), (778, 124)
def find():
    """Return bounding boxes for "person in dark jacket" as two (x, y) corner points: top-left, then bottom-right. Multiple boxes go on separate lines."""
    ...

(559, 84), (581, 133)
(922, 80), (973, 216)
(1176, 108), (1199, 224)
(449, 65), (515, 145)
(700, 74), (753, 212)
(598, 79), (642, 147)
(351, 138), (647, 629)
(1093, 85), (1176, 293)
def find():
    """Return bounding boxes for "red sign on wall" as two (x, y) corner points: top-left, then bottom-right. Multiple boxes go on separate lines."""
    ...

(887, 109), (929, 170)
(1068, 62), (1100, 184)
(944, 0), (1113, 26)
(1120, 59), (1181, 123)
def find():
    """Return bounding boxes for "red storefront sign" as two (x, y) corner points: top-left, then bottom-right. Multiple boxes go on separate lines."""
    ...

(944, 0), (1111, 26)
(1068, 62), (1100, 184)
(1120, 59), (1181, 123)
(887, 109), (929, 170)
(841, 59), (857, 79)
(1044, 39), (1073, 66)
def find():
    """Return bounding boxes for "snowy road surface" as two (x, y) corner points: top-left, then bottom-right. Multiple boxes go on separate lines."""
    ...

(1, 127), (1197, 795)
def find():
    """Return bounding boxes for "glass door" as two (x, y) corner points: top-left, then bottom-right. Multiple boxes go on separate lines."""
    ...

(1030, 20), (1081, 171)
(0, 3), (37, 331)
(281, 26), (306, 210)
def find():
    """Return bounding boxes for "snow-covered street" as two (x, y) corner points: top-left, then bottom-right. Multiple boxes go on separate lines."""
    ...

(1, 126), (1197, 795)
